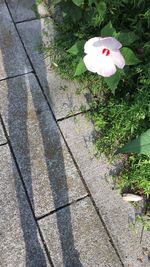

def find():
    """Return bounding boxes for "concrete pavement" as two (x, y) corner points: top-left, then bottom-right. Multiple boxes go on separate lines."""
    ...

(0, 1), (150, 266)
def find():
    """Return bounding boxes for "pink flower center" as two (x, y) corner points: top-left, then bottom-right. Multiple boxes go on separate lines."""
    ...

(102, 48), (110, 56)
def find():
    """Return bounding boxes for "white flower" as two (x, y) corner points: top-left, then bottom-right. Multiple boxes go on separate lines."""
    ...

(83, 37), (125, 77)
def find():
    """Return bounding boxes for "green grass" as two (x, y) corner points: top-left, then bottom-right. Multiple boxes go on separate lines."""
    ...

(118, 155), (150, 196)
(49, 23), (150, 195)
(90, 86), (150, 156)
(40, 0), (150, 223)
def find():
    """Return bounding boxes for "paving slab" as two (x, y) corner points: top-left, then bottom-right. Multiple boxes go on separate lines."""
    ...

(0, 122), (7, 144)
(0, 0), (32, 80)
(6, 0), (49, 22)
(0, 145), (50, 267)
(17, 18), (90, 120)
(139, 228), (150, 264)
(0, 73), (87, 218)
(38, 197), (122, 267)
(59, 114), (150, 267)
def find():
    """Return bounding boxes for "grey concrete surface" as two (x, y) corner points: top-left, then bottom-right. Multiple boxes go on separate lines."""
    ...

(0, 145), (50, 266)
(38, 197), (123, 267)
(0, 73), (87, 218)
(6, 0), (49, 22)
(59, 114), (150, 267)
(0, 0), (32, 80)
(17, 18), (90, 120)
(0, 122), (7, 144)
(1, 1), (149, 266)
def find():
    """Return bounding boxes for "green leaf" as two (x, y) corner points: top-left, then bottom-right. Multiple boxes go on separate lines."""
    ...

(121, 47), (141, 65)
(74, 58), (86, 76)
(67, 40), (85, 56)
(101, 21), (116, 37)
(72, 0), (84, 6)
(104, 71), (121, 94)
(116, 129), (150, 156)
(51, 0), (61, 4)
(116, 31), (139, 46)
(96, 1), (106, 17)
(61, 2), (82, 22)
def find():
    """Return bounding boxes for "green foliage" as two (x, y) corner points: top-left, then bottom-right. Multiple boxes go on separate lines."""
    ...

(51, 0), (107, 25)
(104, 71), (121, 95)
(61, 2), (82, 22)
(52, 0), (62, 3)
(47, 0), (150, 215)
(121, 47), (141, 65)
(116, 31), (139, 46)
(116, 129), (150, 156)
(96, 1), (106, 19)
(72, 0), (84, 6)
(101, 21), (116, 37)
(67, 40), (85, 56)
(63, 20), (142, 92)
(136, 215), (150, 232)
(118, 155), (150, 196)
(90, 85), (150, 156)
(74, 58), (87, 76)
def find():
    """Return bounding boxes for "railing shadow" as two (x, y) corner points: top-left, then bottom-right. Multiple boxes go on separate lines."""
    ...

(1, 1), (84, 266)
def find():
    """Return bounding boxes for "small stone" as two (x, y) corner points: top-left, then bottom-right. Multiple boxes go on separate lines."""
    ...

(122, 193), (143, 202)
(37, 3), (49, 17)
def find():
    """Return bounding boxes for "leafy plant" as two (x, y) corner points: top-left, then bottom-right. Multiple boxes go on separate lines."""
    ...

(116, 129), (150, 156)
(43, 0), (150, 216)
(64, 20), (142, 94)
(51, 0), (107, 25)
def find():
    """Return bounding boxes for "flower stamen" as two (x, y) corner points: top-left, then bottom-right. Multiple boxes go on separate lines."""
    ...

(102, 48), (110, 56)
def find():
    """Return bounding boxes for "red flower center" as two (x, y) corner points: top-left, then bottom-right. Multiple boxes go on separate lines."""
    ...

(102, 48), (110, 56)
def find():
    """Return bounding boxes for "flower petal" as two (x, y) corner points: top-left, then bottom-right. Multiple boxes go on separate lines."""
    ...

(97, 55), (116, 77)
(110, 50), (125, 69)
(84, 53), (116, 77)
(83, 54), (98, 73)
(84, 37), (101, 54)
(101, 37), (122, 50)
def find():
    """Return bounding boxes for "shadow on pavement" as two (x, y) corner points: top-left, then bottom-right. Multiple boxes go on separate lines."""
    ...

(1, 1), (84, 266)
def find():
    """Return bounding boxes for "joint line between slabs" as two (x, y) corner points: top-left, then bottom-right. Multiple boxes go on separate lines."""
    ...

(0, 113), (54, 267)
(16, 16), (51, 25)
(57, 109), (90, 122)
(4, 0), (56, 121)
(4, 0), (91, 163)
(0, 71), (34, 82)
(4, 2), (124, 265)
(57, 125), (125, 267)
(3, 3), (90, 266)
(0, 141), (8, 146)
(36, 195), (89, 221)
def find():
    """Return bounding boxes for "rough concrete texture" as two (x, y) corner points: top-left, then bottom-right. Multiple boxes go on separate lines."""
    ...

(0, 0), (32, 80)
(0, 145), (50, 266)
(140, 227), (150, 264)
(1, 1), (149, 266)
(6, 0), (49, 22)
(0, 122), (7, 144)
(0, 73), (87, 217)
(38, 197), (122, 267)
(17, 18), (90, 119)
(59, 114), (150, 267)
